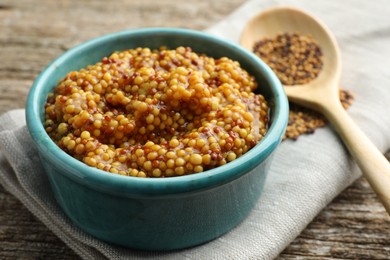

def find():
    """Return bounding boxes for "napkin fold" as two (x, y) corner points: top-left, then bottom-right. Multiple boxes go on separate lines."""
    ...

(1, 0), (390, 259)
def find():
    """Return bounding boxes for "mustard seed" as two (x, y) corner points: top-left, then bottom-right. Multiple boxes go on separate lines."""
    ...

(253, 33), (354, 141)
(253, 32), (323, 85)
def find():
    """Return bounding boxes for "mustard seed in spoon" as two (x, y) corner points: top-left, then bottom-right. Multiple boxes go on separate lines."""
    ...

(252, 32), (354, 140)
(253, 32), (323, 86)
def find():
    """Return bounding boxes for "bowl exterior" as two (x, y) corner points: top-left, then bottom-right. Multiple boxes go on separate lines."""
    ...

(26, 28), (288, 250)
(42, 153), (272, 250)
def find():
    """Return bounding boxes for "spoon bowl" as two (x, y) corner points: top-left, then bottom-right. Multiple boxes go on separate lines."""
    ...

(240, 6), (390, 214)
(241, 7), (340, 83)
(241, 6), (341, 111)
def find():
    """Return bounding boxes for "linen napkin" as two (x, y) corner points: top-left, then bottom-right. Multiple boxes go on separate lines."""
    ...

(1, 0), (390, 259)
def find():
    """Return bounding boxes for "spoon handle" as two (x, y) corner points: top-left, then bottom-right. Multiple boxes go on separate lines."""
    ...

(322, 100), (390, 214)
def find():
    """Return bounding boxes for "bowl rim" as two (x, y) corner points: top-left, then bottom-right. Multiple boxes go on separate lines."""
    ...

(26, 27), (288, 196)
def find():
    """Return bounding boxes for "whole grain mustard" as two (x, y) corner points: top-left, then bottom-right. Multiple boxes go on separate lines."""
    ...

(45, 46), (269, 177)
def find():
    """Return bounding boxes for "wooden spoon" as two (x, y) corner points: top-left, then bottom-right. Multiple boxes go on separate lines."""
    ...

(240, 6), (390, 214)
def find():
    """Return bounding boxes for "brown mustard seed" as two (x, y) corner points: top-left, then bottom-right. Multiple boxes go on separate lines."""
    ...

(253, 32), (323, 86)
(45, 46), (269, 178)
(253, 32), (354, 140)
(285, 89), (354, 140)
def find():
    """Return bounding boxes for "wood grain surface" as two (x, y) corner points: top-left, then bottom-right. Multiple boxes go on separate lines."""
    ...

(0, 0), (389, 259)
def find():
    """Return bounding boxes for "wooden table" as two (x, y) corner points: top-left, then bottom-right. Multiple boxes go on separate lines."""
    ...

(0, 0), (389, 258)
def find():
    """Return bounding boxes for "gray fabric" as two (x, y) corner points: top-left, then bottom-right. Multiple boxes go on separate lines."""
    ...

(1, 0), (390, 259)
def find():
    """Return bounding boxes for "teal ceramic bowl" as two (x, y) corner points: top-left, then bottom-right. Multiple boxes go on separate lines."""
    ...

(26, 28), (288, 251)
